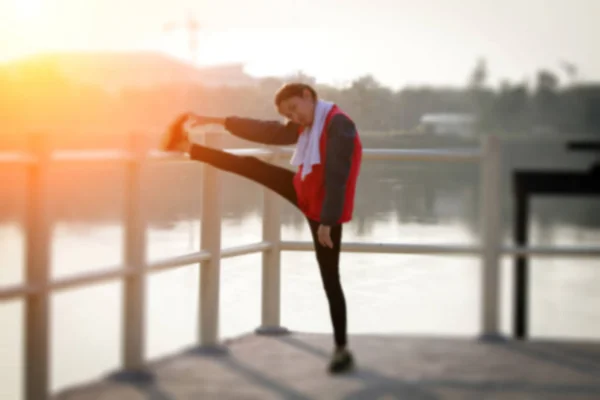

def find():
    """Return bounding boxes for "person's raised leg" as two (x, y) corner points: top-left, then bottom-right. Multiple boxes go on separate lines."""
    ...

(161, 113), (297, 206)
(188, 144), (297, 206)
(307, 219), (353, 374)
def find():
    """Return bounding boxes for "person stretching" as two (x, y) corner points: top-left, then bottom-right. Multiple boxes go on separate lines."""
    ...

(161, 82), (362, 374)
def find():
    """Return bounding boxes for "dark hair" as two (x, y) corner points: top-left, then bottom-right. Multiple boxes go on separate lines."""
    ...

(274, 83), (317, 106)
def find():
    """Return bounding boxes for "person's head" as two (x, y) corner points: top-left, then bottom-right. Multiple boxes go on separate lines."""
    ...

(274, 83), (318, 127)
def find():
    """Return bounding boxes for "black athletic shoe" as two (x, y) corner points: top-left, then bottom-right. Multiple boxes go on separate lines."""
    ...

(328, 348), (354, 374)
(161, 113), (191, 152)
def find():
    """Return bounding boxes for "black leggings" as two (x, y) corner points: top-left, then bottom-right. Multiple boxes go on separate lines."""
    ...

(189, 144), (348, 348)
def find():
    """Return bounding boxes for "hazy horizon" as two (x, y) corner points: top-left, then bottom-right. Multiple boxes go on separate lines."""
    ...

(1, 0), (598, 89)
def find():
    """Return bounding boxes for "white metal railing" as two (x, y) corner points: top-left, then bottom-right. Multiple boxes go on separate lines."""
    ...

(1, 134), (599, 400)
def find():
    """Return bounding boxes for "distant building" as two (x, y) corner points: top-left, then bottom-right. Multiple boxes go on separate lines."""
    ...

(419, 113), (477, 136)
(2, 51), (259, 92)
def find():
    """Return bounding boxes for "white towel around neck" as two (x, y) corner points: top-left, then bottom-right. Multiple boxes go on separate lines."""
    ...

(290, 99), (335, 180)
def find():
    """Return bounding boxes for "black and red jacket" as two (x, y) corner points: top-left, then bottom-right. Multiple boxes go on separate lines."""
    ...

(224, 105), (362, 225)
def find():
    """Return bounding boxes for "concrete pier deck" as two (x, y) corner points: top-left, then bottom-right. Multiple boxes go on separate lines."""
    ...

(53, 332), (600, 400)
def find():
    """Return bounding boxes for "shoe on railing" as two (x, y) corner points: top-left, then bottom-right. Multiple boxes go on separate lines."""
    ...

(161, 113), (192, 152)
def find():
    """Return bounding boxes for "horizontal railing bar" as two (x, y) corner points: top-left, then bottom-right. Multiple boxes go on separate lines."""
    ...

(360, 148), (481, 162)
(221, 242), (273, 259)
(146, 150), (189, 161)
(52, 150), (134, 162)
(227, 148), (277, 158)
(0, 266), (137, 300)
(503, 246), (600, 257)
(0, 148), (268, 164)
(0, 284), (38, 301)
(0, 153), (37, 165)
(2, 243), (598, 302)
(228, 147), (482, 162)
(0, 150), (182, 164)
(0, 147), (482, 165)
(281, 241), (481, 255)
(147, 250), (211, 273)
(48, 266), (137, 293)
(282, 240), (600, 258)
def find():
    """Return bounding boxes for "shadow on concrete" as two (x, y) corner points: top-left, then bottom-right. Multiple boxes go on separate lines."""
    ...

(275, 334), (600, 399)
(125, 382), (175, 400)
(274, 335), (440, 400)
(490, 340), (600, 378)
(549, 343), (600, 366)
(189, 334), (439, 400)
(212, 355), (313, 400)
(107, 371), (175, 400)
(208, 336), (439, 400)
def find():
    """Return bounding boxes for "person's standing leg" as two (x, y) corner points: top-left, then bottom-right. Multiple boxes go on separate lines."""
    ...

(307, 219), (353, 373)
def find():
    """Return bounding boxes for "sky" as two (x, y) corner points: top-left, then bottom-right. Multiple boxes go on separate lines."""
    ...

(0, 0), (598, 89)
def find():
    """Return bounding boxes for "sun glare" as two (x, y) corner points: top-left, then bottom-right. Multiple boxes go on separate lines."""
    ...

(14, 0), (44, 21)
(160, 29), (302, 78)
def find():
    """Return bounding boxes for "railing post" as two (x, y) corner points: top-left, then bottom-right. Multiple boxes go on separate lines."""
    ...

(25, 133), (51, 400)
(479, 135), (503, 341)
(120, 133), (149, 378)
(513, 176), (529, 340)
(256, 156), (288, 335)
(199, 132), (224, 351)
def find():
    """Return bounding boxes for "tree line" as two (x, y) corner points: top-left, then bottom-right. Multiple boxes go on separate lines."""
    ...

(0, 58), (598, 150)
